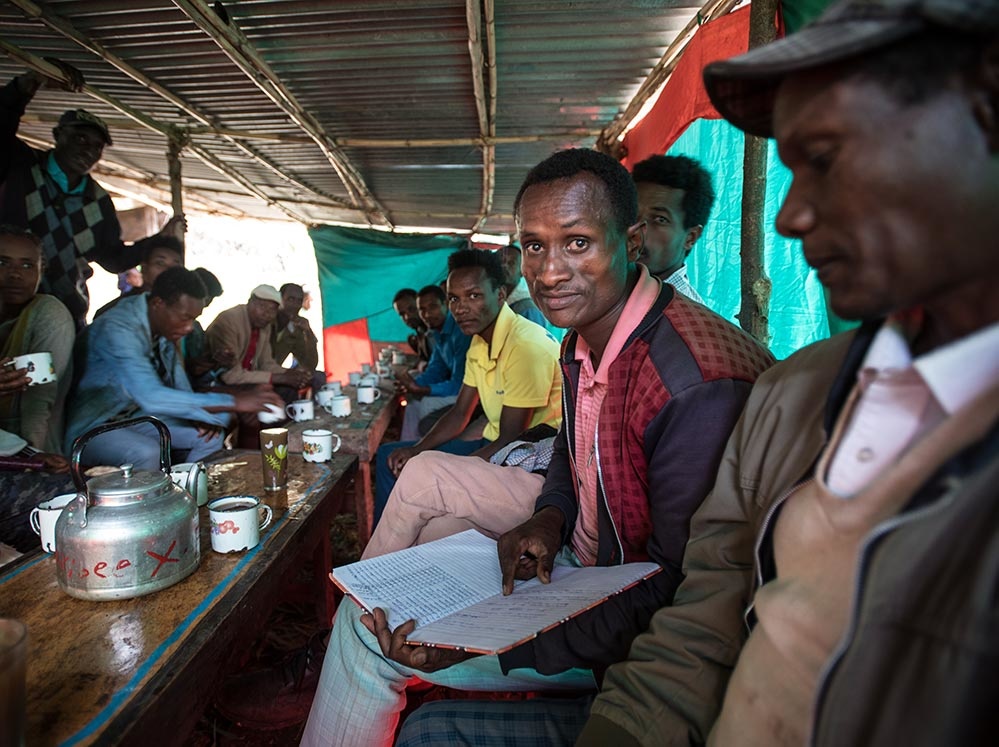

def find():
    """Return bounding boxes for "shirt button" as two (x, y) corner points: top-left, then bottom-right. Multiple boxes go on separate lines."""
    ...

(857, 447), (875, 463)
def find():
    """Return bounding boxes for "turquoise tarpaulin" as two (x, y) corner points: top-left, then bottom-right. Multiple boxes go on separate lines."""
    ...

(670, 117), (843, 360)
(309, 225), (468, 342)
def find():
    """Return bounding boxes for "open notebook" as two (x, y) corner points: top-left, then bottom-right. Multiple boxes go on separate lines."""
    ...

(331, 529), (660, 655)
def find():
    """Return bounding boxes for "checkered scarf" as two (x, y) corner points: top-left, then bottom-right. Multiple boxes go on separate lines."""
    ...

(25, 155), (117, 321)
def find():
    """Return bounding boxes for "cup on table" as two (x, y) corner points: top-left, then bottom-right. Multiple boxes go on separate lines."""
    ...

(257, 403), (285, 424)
(324, 395), (351, 418)
(360, 363), (372, 374)
(285, 399), (314, 422)
(375, 362), (393, 379)
(170, 461), (208, 506)
(322, 380), (342, 395)
(358, 373), (379, 388)
(0, 619), (27, 747)
(378, 349), (392, 363)
(302, 429), (341, 463)
(207, 495), (273, 553)
(259, 428), (289, 491)
(357, 385), (381, 405)
(391, 351), (407, 365)
(30, 492), (77, 553)
(347, 371), (362, 386)
(10, 352), (55, 386)
(316, 388), (336, 411)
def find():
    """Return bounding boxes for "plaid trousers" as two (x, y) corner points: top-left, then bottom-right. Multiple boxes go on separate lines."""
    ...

(394, 695), (595, 746)
(300, 576), (596, 746)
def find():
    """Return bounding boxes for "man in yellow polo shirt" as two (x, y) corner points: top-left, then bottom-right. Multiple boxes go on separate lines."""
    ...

(374, 248), (562, 521)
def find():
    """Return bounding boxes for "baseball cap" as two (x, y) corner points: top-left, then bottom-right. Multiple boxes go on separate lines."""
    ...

(704, 0), (999, 138)
(250, 284), (282, 304)
(57, 109), (113, 145)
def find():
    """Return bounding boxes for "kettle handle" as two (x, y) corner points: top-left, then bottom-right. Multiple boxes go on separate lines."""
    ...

(70, 415), (174, 493)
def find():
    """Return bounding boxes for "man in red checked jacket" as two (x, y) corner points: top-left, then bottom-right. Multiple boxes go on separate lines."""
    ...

(301, 148), (774, 747)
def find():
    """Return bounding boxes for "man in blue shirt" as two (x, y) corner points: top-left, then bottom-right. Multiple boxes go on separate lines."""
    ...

(66, 267), (282, 468)
(394, 284), (471, 441)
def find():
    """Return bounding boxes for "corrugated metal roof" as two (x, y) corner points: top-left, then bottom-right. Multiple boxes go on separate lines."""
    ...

(1, 0), (722, 234)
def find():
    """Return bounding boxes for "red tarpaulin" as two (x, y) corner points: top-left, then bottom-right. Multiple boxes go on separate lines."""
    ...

(621, 6), (752, 169)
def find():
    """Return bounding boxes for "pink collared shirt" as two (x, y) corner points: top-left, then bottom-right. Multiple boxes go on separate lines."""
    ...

(570, 267), (663, 565)
(826, 314), (999, 496)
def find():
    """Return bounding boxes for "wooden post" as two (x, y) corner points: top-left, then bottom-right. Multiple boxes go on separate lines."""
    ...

(167, 131), (185, 250)
(737, 0), (779, 346)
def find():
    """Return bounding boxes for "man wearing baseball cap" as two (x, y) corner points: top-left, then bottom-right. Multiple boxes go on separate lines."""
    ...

(392, 1), (999, 745)
(0, 63), (184, 328)
(573, 1), (999, 745)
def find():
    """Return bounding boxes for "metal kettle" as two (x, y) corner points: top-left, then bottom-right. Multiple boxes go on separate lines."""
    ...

(55, 416), (201, 601)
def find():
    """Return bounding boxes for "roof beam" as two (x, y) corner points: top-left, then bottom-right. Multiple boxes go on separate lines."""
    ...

(6, 0), (352, 211)
(21, 115), (600, 147)
(596, 0), (741, 154)
(171, 0), (392, 227)
(0, 39), (312, 223)
(465, 0), (496, 232)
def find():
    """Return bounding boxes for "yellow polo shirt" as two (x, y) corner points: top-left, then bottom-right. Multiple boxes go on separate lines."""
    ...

(463, 303), (563, 441)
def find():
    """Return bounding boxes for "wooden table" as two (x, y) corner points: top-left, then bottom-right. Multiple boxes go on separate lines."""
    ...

(287, 382), (400, 543)
(0, 450), (356, 746)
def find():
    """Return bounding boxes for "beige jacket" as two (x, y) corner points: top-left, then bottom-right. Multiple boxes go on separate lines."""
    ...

(205, 304), (284, 385)
(580, 324), (998, 745)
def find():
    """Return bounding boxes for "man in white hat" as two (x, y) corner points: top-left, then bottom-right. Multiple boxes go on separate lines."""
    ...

(205, 284), (313, 393)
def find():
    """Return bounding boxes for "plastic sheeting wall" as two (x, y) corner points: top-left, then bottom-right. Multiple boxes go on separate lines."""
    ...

(673, 117), (834, 360)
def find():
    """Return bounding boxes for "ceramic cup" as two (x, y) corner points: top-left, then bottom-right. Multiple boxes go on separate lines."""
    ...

(169, 461), (208, 506)
(257, 403), (285, 424)
(348, 371), (362, 386)
(208, 495), (273, 553)
(322, 380), (343, 395)
(375, 363), (393, 379)
(285, 399), (314, 422)
(357, 385), (381, 405)
(360, 363), (372, 374)
(29, 493), (77, 552)
(10, 352), (55, 386)
(316, 388), (337, 411)
(302, 429), (342, 463)
(359, 373), (380, 388)
(260, 428), (289, 491)
(391, 351), (407, 365)
(324, 395), (351, 418)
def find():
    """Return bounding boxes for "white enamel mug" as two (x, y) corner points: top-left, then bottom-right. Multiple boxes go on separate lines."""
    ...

(302, 429), (342, 463)
(30, 493), (77, 552)
(325, 395), (351, 417)
(285, 399), (314, 422)
(170, 461), (209, 506)
(357, 385), (381, 405)
(208, 496), (273, 553)
(316, 388), (336, 411)
(11, 352), (56, 386)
